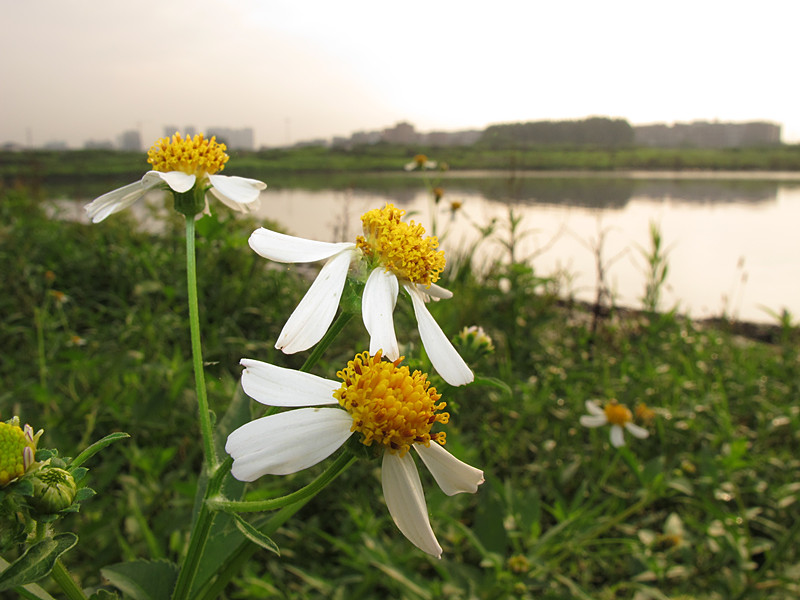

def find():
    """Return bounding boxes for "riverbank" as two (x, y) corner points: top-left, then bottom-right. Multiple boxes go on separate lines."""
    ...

(2, 144), (800, 190)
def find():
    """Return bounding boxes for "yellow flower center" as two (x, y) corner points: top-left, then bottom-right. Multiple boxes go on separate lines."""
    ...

(413, 154), (429, 166)
(147, 132), (229, 176)
(334, 351), (449, 456)
(356, 204), (445, 286)
(0, 422), (36, 486)
(604, 402), (633, 427)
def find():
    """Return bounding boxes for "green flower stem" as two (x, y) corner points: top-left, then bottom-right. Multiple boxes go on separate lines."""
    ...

(50, 559), (88, 600)
(171, 457), (231, 600)
(184, 215), (217, 470)
(171, 215), (221, 600)
(299, 310), (356, 373)
(208, 452), (356, 513)
(198, 454), (355, 600)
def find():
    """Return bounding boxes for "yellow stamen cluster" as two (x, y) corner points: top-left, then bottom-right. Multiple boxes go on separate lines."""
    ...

(413, 154), (429, 167)
(604, 402), (633, 427)
(0, 421), (37, 486)
(147, 132), (229, 176)
(334, 351), (449, 456)
(356, 204), (445, 286)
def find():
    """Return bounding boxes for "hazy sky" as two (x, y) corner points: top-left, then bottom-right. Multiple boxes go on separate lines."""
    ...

(2, 0), (799, 148)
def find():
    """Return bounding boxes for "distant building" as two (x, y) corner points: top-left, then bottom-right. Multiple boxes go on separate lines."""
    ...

(634, 120), (781, 148)
(381, 122), (419, 145)
(43, 140), (69, 150)
(117, 130), (142, 152)
(207, 127), (254, 151)
(163, 126), (196, 138)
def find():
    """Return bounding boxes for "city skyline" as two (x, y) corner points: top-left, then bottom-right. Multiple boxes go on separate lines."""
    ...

(2, 1), (799, 149)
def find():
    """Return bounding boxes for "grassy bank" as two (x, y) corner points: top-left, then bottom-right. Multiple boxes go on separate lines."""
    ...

(2, 186), (799, 598)
(2, 143), (800, 193)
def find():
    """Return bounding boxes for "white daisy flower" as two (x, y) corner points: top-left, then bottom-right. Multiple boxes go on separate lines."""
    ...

(404, 154), (438, 171)
(248, 203), (473, 386)
(84, 133), (266, 223)
(226, 351), (484, 558)
(579, 400), (650, 447)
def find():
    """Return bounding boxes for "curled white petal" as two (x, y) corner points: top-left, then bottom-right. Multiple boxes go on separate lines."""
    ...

(414, 443), (484, 496)
(579, 414), (607, 428)
(406, 285), (473, 386)
(276, 250), (353, 353)
(144, 170), (196, 193)
(382, 452), (442, 558)
(84, 179), (153, 223)
(240, 358), (339, 406)
(208, 174), (266, 211)
(226, 408), (352, 480)
(249, 228), (357, 264)
(584, 400), (605, 416)
(363, 268), (400, 360)
(625, 422), (650, 440)
(425, 283), (453, 300)
(610, 425), (626, 448)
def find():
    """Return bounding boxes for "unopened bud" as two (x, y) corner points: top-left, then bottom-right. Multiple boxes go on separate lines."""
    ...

(30, 468), (77, 514)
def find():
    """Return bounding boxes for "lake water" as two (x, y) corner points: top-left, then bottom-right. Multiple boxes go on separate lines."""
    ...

(55, 170), (800, 324)
(246, 171), (800, 324)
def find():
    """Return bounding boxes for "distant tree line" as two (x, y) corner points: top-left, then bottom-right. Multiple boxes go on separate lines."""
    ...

(479, 117), (635, 149)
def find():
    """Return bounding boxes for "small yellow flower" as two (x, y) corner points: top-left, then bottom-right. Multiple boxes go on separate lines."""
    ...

(404, 154), (437, 171)
(248, 203), (473, 386)
(85, 133), (266, 222)
(227, 351), (484, 558)
(432, 187), (445, 202)
(580, 400), (649, 447)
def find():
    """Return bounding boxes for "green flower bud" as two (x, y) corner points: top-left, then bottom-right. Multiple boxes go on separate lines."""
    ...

(0, 419), (40, 487)
(30, 468), (77, 514)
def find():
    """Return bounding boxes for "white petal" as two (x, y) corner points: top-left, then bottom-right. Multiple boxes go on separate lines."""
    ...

(625, 422), (650, 439)
(240, 358), (339, 406)
(414, 443), (484, 496)
(584, 400), (604, 416)
(406, 285), (473, 386)
(249, 228), (357, 264)
(425, 283), (453, 300)
(579, 415), (607, 428)
(276, 250), (352, 353)
(610, 425), (626, 447)
(381, 452), (442, 558)
(226, 408), (352, 480)
(362, 268), (400, 360)
(208, 174), (266, 211)
(144, 170), (196, 193)
(84, 179), (151, 223)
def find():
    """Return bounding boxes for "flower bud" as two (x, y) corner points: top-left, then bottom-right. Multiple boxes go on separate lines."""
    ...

(0, 419), (40, 487)
(455, 325), (495, 361)
(29, 468), (77, 514)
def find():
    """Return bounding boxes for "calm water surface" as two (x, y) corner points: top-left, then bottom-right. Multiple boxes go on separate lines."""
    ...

(248, 172), (800, 324)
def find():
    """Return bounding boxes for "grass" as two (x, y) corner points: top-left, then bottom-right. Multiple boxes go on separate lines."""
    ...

(1, 184), (799, 599)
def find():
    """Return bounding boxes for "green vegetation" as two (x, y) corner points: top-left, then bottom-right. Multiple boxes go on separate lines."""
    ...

(2, 185), (799, 598)
(2, 142), (800, 198)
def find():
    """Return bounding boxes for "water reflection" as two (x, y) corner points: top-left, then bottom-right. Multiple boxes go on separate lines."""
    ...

(249, 175), (800, 324)
(49, 173), (800, 324)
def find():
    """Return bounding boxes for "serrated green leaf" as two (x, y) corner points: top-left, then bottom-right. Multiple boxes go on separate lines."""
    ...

(0, 533), (78, 591)
(70, 467), (89, 483)
(231, 513), (280, 555)
(14, 479), (34, 497)
(100, 559), (178, 600)
(69, 432), (130, 470)
(74, 488), (96, 502)
(0, 556), (58, 600)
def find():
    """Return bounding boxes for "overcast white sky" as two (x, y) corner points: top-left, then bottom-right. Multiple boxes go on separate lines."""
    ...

(2, 0), (799, 148)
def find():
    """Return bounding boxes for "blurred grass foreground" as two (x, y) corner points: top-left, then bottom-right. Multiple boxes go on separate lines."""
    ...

(1, 179), (799, 599)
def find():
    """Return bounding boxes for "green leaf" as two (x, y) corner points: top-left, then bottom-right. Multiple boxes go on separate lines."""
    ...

(69, 432), (131, 470)
(89, 590), (120, 600)
(0, 557), (58, 600)
(0, 533), (78, 591)
(100, 559), (178, 600)
(231, 513), (280, 555)
(472, 375), (513, 397)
